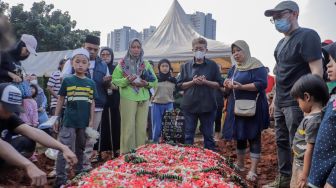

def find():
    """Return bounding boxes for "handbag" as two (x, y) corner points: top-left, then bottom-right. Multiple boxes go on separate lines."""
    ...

(232, 68), (259, 117)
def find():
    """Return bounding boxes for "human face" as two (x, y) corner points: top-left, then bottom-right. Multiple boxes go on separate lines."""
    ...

(130, 41), (141, 58)
(296, 93), (312, 114)
(84, 43), (99, 60)
(0, 103), (13, 119)
(192, 43), (207, 53)
(100, 50), (111, 63)
(160, 62), (170, 74)
(270, 10), (292, 24)
(30, 86), (36, 96)
(72, 55), (89, 75)
(232, 46), (246, 63)
(20, 47), (30, 57)
(327, 55), (336, 81)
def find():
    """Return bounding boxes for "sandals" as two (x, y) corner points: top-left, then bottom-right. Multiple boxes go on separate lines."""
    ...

(246, 171), (258, 182)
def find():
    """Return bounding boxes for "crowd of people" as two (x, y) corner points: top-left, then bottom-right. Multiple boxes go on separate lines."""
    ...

(1, 0), (336, 187)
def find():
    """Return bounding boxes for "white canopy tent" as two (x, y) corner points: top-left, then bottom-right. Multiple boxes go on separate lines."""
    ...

(22, 0), (231, 76)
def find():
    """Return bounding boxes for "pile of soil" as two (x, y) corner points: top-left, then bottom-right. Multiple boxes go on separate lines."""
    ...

(0, 129), (277, 187)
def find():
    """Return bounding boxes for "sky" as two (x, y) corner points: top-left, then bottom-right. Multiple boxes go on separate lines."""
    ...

(6, 0), (336, 71)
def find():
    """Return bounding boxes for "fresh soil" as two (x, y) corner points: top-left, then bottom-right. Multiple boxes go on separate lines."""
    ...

(0, 129), (277, 188)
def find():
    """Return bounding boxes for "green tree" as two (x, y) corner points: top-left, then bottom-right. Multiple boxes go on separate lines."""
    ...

(1, 1), (100, 52)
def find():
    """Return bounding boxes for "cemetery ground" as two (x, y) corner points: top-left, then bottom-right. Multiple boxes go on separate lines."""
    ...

(0, 128), (277, 188)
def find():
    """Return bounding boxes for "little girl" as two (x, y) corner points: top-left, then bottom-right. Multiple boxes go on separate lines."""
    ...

(19, 84), (38, 127)
(308, 42), (336, 188)
(289, 74), (329, 188)
(151, 59), (176, 142)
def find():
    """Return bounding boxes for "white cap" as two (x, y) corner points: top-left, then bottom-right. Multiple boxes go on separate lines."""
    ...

(0, 83), (24, 113)
(71, 48), (90, 60)
(20, 34), (37, 56)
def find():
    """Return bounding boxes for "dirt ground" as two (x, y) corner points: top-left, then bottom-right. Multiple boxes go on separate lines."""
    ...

(0, 128), (277, 188)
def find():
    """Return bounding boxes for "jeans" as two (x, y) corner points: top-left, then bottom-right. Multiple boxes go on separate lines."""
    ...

(274, 105), (303, 176)
(237, 134), (261, 159)
(184, 110), (216, 150)
(151, 102), (174, 142)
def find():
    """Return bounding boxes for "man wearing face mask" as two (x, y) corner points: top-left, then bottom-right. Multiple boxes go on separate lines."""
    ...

(177, 37), (224, 151)
(263, 1), (323, 187)
(0, 34), (37, 83)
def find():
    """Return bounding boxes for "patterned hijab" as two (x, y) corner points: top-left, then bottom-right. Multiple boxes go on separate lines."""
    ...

(231, 40), (263, 71)
(121, 38), (145, 76)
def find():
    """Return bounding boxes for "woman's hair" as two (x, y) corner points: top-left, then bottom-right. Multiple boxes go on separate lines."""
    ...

(30, 84), (38, 98)
(290, 74), (330, 106)
(58, 59), (66, 71)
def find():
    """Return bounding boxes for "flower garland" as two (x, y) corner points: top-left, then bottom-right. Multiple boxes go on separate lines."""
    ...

(68, 144), (249, 188)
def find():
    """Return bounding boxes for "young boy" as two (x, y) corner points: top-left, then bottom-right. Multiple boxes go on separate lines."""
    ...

(53, 48), (97, 187)
(290, 74), (329, 188)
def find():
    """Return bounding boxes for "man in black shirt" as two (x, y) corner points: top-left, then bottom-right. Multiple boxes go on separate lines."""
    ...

(264, 1), (323, 187)
(0, 83), (77, 186)
(177, 37), (223, 151)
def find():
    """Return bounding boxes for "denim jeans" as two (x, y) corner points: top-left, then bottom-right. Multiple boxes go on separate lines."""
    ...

(151, 102), (174, 142)
(274, 105), (303, 176)
(183, 110), (216, 150)
(237, 134), (261, 159)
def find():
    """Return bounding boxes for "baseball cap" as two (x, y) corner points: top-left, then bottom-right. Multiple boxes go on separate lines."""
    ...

(71, 48), (90, 60)
(264, 1), (299, 17)
(20, 34), (37, 56)
(0, 83), (24, 113)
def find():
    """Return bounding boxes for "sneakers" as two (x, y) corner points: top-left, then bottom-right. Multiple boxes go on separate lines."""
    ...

(262, 174), (291, 188)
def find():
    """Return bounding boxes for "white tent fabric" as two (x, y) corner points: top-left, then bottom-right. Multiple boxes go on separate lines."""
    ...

(22, 0), (231, 76)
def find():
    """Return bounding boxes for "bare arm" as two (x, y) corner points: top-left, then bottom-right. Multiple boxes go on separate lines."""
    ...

(204, 80), (220, 89)
(47, 86), (58, 98)
(309, 59), (323, 78)
(298, 143), (314, 187)
(53, 96), (65, 133)
(181, 80), (194, 90)
(15, 124), (77, 166)
(89, 100), (95, 128)
(0, 138), (47, 186)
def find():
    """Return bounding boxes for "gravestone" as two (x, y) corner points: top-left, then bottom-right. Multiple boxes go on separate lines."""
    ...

(161, 110), (185, 144)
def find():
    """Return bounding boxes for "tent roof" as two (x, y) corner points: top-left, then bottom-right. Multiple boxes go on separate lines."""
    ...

(22, 0), (231, 76)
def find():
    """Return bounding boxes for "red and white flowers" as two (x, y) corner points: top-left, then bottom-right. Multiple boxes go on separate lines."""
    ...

(70, 144), (247, 188)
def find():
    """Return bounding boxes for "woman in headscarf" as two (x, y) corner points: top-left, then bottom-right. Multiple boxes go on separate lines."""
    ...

(95, 47), (121, 158)
(151, 59), (176, 143)
(112, 39), (157, 154)
(223, 40), (269, 181)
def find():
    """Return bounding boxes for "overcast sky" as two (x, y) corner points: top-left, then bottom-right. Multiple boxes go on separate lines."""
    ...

(7, 0), (336, 71)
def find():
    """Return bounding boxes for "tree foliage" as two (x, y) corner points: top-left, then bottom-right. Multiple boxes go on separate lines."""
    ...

(0, 1), (100, 52)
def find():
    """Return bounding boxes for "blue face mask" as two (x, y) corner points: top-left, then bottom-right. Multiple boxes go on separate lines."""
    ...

(274, 18), (291, 33)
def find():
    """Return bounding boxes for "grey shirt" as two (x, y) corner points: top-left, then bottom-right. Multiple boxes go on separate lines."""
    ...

(177, 58), (224, 113)
(292, 112), (322, 166)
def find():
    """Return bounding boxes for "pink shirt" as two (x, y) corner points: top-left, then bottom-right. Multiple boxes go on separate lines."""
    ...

(20, 98), (38, 127)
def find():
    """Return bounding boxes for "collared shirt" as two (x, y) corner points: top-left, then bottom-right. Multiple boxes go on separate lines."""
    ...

(177, 58), (224, 113)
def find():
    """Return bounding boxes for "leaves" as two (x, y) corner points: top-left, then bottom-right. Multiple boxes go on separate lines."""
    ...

(1, 1), (100, 52)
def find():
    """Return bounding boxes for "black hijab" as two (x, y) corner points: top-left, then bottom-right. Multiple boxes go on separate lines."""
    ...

(158, 59), (176, 83)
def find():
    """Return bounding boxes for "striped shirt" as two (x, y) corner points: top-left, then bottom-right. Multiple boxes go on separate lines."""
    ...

(47, 70), (62, 108)
(58, 75), (97, 128)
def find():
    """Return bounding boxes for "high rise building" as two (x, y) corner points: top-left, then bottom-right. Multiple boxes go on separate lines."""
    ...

(107, 26), (142, 52)
(188, 11), (216, 40)
(143, 26), (156, 42)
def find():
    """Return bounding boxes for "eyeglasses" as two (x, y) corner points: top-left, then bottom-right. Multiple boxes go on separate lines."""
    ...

(270, 10), (292, 24)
